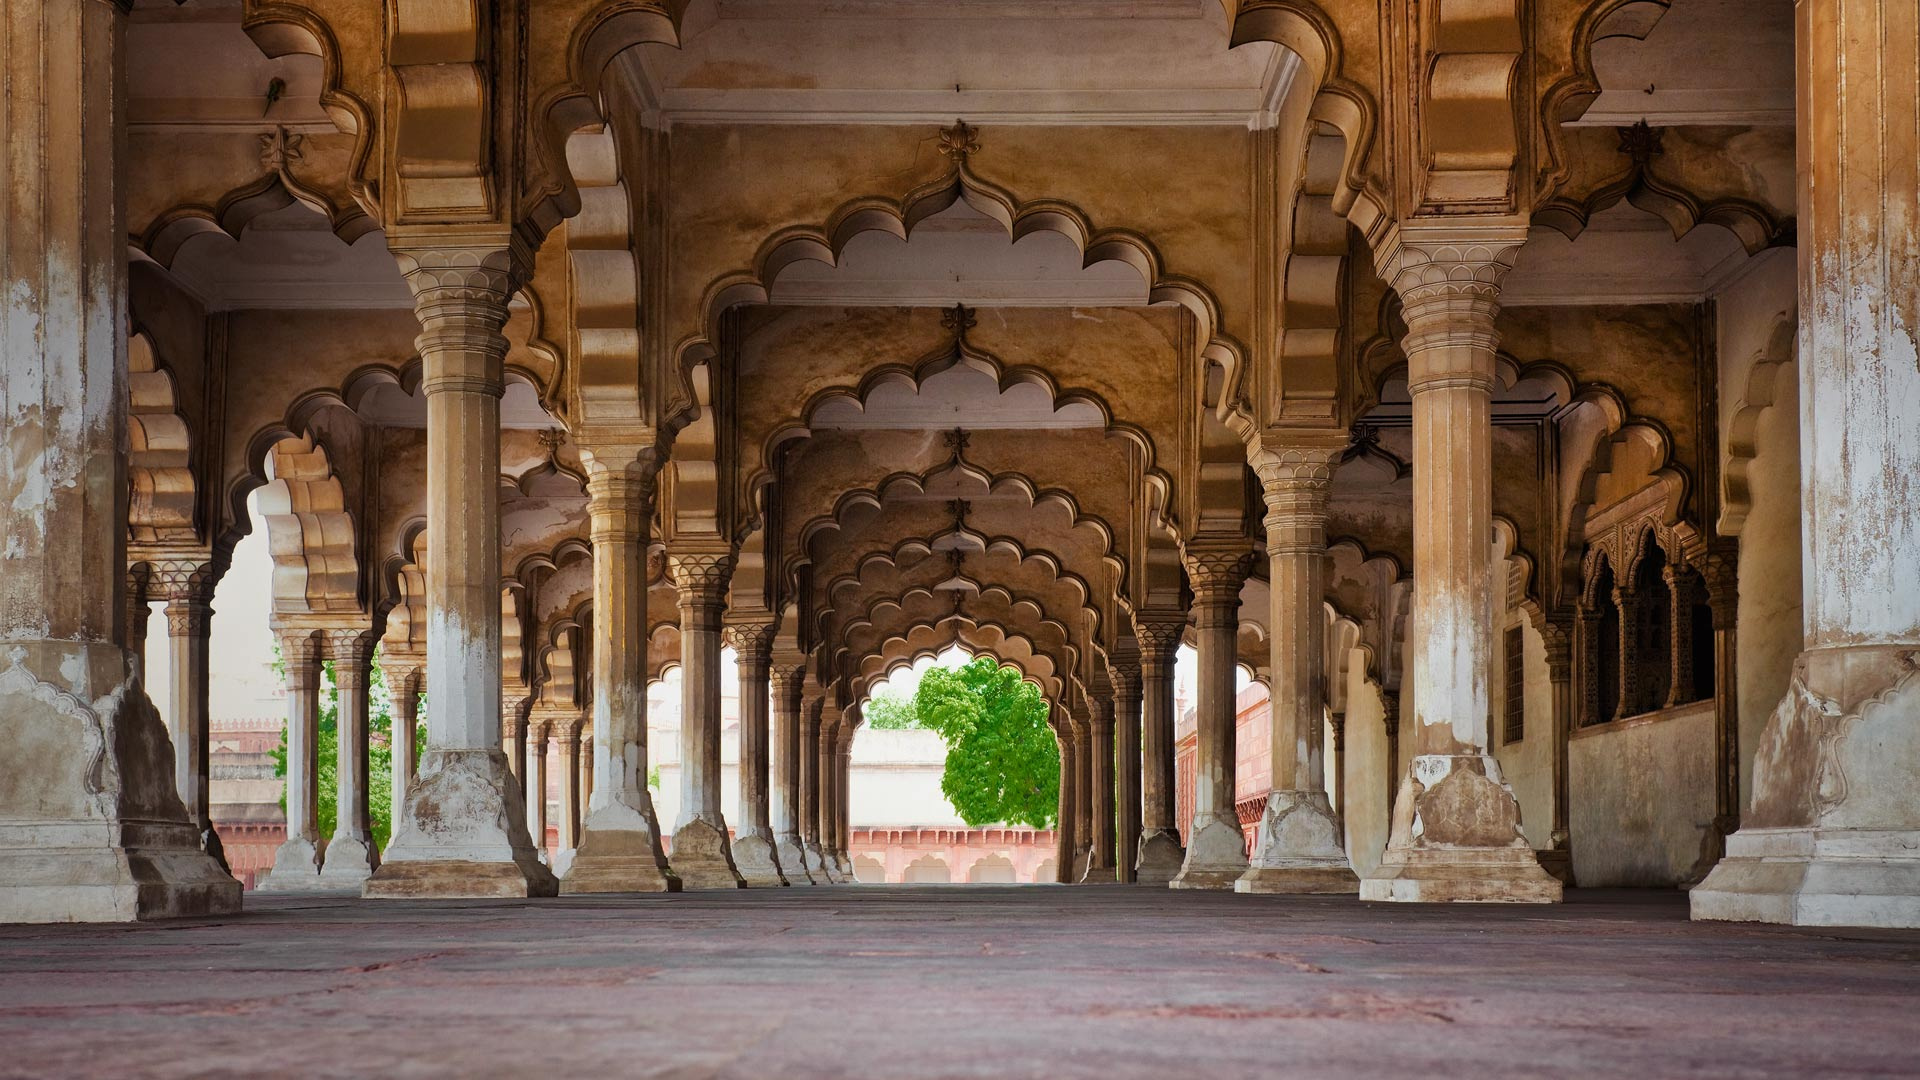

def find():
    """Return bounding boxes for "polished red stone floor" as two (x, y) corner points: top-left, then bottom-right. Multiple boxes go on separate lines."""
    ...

(2, 886), (1916, 1078)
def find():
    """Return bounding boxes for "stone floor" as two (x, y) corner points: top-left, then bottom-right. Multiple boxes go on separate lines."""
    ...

(2, 887), (1917, 1078)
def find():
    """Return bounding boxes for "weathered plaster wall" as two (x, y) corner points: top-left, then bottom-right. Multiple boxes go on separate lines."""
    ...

(1491, 617), (1556, 850)
(1714, 253), (1800, 808)
(1569, 702), (1716, 886)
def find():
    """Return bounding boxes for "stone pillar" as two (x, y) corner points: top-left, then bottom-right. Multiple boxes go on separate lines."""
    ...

(1578, 605), (1604, 726)
(802, 701), (833, 880)
(1238, 436), (1357, 894)
(1066, 717), (1091, 880)
(367, 239), (555, 899)
(1613, 585), (1642, 719)
(770, 660), (814, 883)
(1361, 226), (1560, 903)
(1109, 644), (1143, 883)
(1085, 694), (1117, 881)
(0, 0), (238, 922)
(262, 628), (324, 889)
(159, 561), (225, 869)
(1054, 729), (1073, 883)
(1380, 692), (1400, 819)
(668, 550), (745, 889)
(1134, 615), (1187, 883)
(812, 707), (842, 881)
(125, 566), (152, 672)
(578, 730), (594, 815)
(381, 661), (422, 844)
(1694, 543), (1740, 877)
(1695, 1), (1920, 926)
(562, 442), (677, 893)
(1329, 713), (1347, 822)
(1173, 544), (1254, 889)
(553, 719), (582, 875)
(501, 698), (527, 782)
(1664, 565), (1698, 706)
(1540, 619), (1577, 884)
(834, 725), (854, 878)
(316, 628), (378, 887)
(726, 621), (786, 886)
(524, 718), (550, 863)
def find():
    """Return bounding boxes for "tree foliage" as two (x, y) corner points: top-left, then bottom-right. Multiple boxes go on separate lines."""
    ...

(910, 657), (1058, 829)
(271, 648), (426, 853)
(863, 689), (919, 730)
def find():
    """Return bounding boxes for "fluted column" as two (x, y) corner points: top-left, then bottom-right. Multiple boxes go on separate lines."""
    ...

(368, 238), (554, 899)
(1109, 643), (1143, 883)
(554, 719), (582, 873)
(800, 699), (831, 879)
(158, 560), (225, 869)
(1361, 226), (1560, 904)
(1173, 544), (1254, 889)
(0, 0), (238, 922)
(1086, 694), (1116, 881)
(381, 660), (423, 846)
(1695, 0), (1920, 927)
(562, 442), (677, 893)
(1134, 614), (1187, 884)
(770, 660), (813, 883)
(815, 707), (844, 882)
(726, 620), (786, 886)
(1239, 435), (1357, 893)
(1054, 727), (1073, 882)
(317, 628), (378, 886)
(668, 550), (745, 889)
(1062, 714), (1088, 879)
(833, 724), (854, 878)
(262, 628), (324, 889)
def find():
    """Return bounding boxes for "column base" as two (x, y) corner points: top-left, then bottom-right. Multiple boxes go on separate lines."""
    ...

(1358, 759), (1561, 904)
(671, 818), (745, 889)
(256, 835), (324, 892)
(1078, 862), (1117, 884)
(1171, 814), (1250, 890)
(1536, 847), (1575, 886)
(1134, 829), (1185, 885)
(775, 832), (815, 884)
(835, 852), (854, 879)
(561, 795), (680, 894)
(364, 749), (557, 899)
(1235, 790), (1359, 895)
(1070, 846), (1095, 883)
(314, 835), (376, 889)
(731, 830), (788, 887)
(1690, 827), (1920, 928)
(0, 820), (242, 923)
(805, 840), (839, 883)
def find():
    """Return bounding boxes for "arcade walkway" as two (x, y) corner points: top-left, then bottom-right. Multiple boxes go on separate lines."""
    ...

(1, 888), (1914, 1078)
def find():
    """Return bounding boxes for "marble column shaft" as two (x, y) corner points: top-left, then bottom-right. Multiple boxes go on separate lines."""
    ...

(1109, 645), (1143, 883)
(524, 719), (549, 859)
(0, 0), (238, 922)
(770, 662), (813, 882)
(1173, 545), (1254, 889)
(159, 563), (223, 867)
(318, 628), (377, 886)
(562, 442), (677, 893)
(1239, 436), (1357, 893)
(801, 701), (832, 878)
(366, 239), (554, 899)
(1694, 0), (1920, 928)
(1361, 226), (1560, 904)
(726, 621), (786, 886)
(669, 550), (745, 889)
(1087, 697), (1116, 880)
(263, 629), (325, 887)
(383, 662), (422, 840)
(1134, 615), (1187, 883)
(555, 722), (582, 856)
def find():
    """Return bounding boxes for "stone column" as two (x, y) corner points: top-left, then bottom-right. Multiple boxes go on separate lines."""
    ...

(1066, 716), (1091, 880)
(1086, 693), (1116, 881)
(0, 0), (237, 922)
(125, 566), (152, 672)
(1540, 619), (1576, 884)
(501, 698), (528, 782)
(1664, 565), (1698, 707)
(802, 701), (833, 880)
(834, 725), (854, 877)
(668, 550), (745, 889)
(1173, 544), (1254, 889)
(1329, 713), (1347, 824)
(1578, 605), (1604, 726)
(578, 730), (594, 813)
(1696, 543), (1740, 876)
(1054, 726), (1074, 882)
(1134, 614), (1188, 883)
(381, 661), (422, 842)
(1239, 436), (1357, 893)
(1380, 692), (1400, 819)
(1614, 585), (1643, 719)
(554, 719), (582, 874)
(317, 628), (378, 887)
(1695, 1), (1920, 925)
(1109, 643), (1143, 883)
(726, 620), (786, 886)
(262, 628), (324, 889)
(367, 239), (554, 899)
(562, 442), (677, 893)
(1361, 225), (1560, 903)
(524, 718), (550, 863)
(770, 660), (813, 883)
(159, 561), (225, 869)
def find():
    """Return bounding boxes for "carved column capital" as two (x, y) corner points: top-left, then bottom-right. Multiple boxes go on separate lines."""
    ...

(580, 442), (663, 544)
(1379, 692), (1400, 738)
(1250, 432), (1346, 553)
(1106, 639), (1143, 702)
(1698, 540), (1740, 632)
(392, 239), (528, 397)
(723, 619), (778, 669)
(1371, 223), (1527, 386)
(770, 661), (806, 697)
(1538, 614), (1575, 684)
(1181, 543), (1254, 629)
(1328, 711), (1346, 751)
(276, 628), (324, 691)
(670, 549), (736, 633)
(1133, 612), (1187, 675)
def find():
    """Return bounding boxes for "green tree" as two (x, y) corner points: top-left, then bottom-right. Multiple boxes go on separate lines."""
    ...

(863, 689), (919, 730)
(911, 657), (1058, 829)
(271, 646), (426, 853)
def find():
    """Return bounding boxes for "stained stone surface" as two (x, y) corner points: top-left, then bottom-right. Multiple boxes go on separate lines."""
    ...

(1, 888), (1916, 1077)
